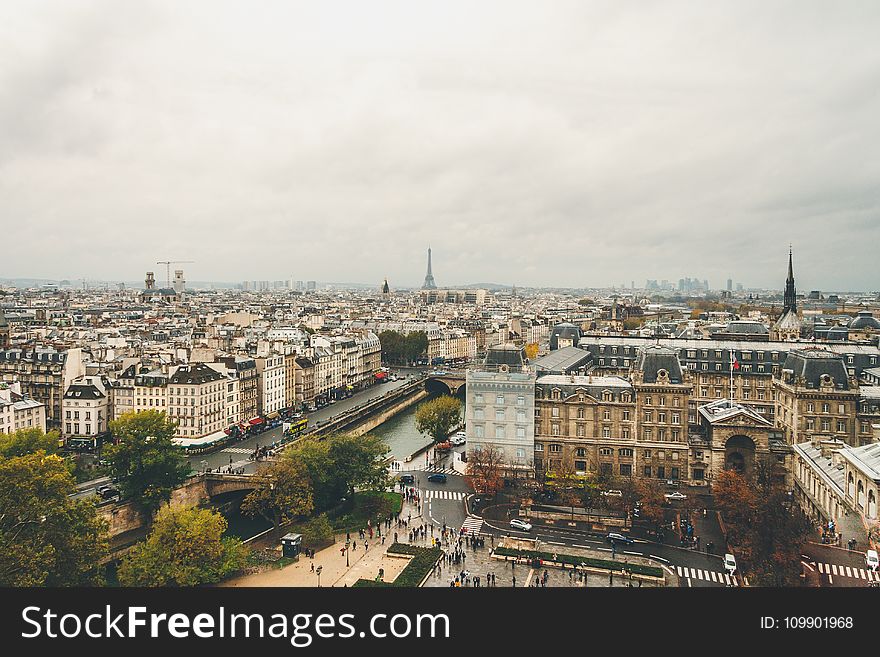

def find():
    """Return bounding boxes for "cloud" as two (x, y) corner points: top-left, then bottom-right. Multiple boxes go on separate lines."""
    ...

(1, 0), (878, 291)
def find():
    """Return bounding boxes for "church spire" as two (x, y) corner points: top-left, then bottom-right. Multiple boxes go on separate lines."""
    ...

(784, 246), (797, 313)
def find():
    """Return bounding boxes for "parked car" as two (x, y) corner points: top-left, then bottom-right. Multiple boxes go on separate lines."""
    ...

(96, 484), (120, 500)
(606, 532), (634, 545)
(664, 492), (688, 501)
(450, 435), (466, 446)
(724, 553), (737, 574)
(866, 549), (879, 571)
(427, 473), (447, 483)
(601, 489), (623, 497)
(510, 518), (532, 532)
(399, 474), (415, 484)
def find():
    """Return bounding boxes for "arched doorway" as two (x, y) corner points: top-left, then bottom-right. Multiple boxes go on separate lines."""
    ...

(724, 434), (756, 475)
(857, 480), (865, 510)
(868, 489), (877, 519)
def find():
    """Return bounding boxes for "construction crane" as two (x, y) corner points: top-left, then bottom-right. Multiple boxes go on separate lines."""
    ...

(156, 260), (194, 288)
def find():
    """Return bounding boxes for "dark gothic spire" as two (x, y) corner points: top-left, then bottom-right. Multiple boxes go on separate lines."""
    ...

(784, 246), (797, 313)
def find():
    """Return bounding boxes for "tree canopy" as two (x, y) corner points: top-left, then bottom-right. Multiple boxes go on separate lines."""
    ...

(104, 410), (191, 517)
(0, 427), (60, 459)
(378, 330), (428, 365)
(117, 505), (247, 586)
(242, 454), (315, 536)
(0, 450), (108, 586)
(465, 445), (504, 496)
(414, 396), (462, 444)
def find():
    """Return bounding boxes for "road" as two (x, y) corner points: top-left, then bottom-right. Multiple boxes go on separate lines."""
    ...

(187, 374), (415, 474)
(802, 542), (880, 587)
(396, 466), (736, 587)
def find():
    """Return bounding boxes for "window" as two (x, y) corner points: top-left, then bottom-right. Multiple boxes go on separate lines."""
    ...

(838, 404), (845, 414)
(620, 464), (632, 476)
(475, 408), (485, 420)
(575, 460), (587, 472)
(549, 444), (562, 453)
(496, 394), (504, 405)
(578, 407), (586, 419)
(576, 425), (586, 437)
(551, 407), (559, 418)
(619, 448), (633, 457)
(670, 467), (679, 480)
(645, 396), (652, 406)
(693, 469), (704, 480)
(495, 426), (505, 439)
(657, 466), (665, 479)
(517, 410), (526, 422)
(837, 421), (846, 433)
(622, 410), (630, 421)
(516, 426), (526, 438)
(495, 409), (505, 421)
(643, 428), (652, 440)
(576, 448), (586, 457)
(602, 426), (611, 438)
(599, 448), (613, 456)
(551, 423), (560, 436)
(644, 466), (652, 477)
(516, 395), (524, 406)
(475, 393), (484, 403)
(643, 450), (651, 458)
(603, 410), (611, 421)
(474, 425), (484, 438)
(622, 428), (630, 440)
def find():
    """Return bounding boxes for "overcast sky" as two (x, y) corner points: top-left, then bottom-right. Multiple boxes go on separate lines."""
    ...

(1, 1), (878, 291)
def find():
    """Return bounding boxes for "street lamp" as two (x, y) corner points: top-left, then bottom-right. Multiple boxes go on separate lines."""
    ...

(345, 540), (350, 567)
(316, 565), (323, 587)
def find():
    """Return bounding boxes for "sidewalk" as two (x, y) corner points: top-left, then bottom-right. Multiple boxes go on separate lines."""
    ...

(220, 496), (434, 588)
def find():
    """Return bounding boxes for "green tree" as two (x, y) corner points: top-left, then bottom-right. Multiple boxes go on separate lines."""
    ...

(117, 505), (247, 586)
(0, 451), (108, 586)
(414, 396), (462, 444)
(104, 411), (191, 518)
(242, 455), (314, 537)
(325, 433), (390, 501)
(301, 513), (335, 547)
(0, 427), (60, 458)
(378, 330), (405, 365)
(405, 332), (429, 363)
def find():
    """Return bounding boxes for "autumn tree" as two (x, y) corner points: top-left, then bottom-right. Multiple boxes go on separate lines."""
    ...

(0, 451), (108, 586)
(523, 343), (539, 360)
(414, 395), (462, 443)
(242, 454), (314, 537)
(636, 479), (667, 529)
(117, 505), (248, 586)
(465, 445), (505, 496)
(713, 468), (759, 546)
(104, 410), (191, 518)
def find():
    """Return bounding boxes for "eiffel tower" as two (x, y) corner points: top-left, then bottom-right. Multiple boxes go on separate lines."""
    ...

(422, 247), (437, 289)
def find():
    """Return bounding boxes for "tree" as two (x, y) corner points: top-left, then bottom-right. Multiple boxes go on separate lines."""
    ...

(414, 396), (462, 444)
(300, 514), (335, 548)
(0, 451), (108, 586)
(242, 455), (314, 537)
(325, 433), (390, 501)
(714, 465), (812, 586)
(104, 410), (191, 518)
(378, 330), (428, 365)
(117, 505), (247, 586)
(465, 445), (505, 496)
(289, 434), (390, 512)
(523, 343), (539, 360)
(635, 479), (666, 529)
(622, 317), (643, 331)
(0, 427), (60, 458)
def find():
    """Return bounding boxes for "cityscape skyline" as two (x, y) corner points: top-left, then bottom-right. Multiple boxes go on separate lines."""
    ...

(2, 2), (880, 289)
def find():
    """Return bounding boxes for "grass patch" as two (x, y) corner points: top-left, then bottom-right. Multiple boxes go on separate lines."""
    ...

(493, 546), (664, 578)
(328, 491), (402, 533)
(352, 543), (442, 588)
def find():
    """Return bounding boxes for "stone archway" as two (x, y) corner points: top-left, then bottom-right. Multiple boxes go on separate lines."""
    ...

(724, 434), (757, 475)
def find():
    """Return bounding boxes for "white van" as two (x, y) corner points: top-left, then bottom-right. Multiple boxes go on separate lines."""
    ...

(724, 553), (737, 574)
(866, 549), (879, 571)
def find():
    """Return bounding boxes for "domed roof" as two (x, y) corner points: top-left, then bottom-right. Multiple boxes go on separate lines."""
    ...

(849, 311), (880, 330)
(634, 345), (683, 383)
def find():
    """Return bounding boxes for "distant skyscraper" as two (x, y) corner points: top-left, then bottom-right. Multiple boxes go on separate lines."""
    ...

(422, 247), (437, 289)
(727, 278), (733, 291)
(306, 280), (316, 291)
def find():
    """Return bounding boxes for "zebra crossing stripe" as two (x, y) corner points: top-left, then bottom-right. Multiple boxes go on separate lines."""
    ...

(831, 564), (838, 576)
(696, 570), (704, 581)
(845, 566), (852, 578)
(818, 563), (825, 574)
(710, 571), (718, 583)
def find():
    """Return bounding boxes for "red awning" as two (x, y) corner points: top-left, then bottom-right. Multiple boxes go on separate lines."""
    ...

(249, 417), (264, 426)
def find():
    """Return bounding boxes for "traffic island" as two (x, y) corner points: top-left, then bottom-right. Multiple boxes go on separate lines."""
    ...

(352, 543), (443, 587)
(490, 539), (667, 585)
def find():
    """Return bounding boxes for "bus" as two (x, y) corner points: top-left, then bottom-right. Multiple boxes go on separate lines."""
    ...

(284, 417), (309, 439)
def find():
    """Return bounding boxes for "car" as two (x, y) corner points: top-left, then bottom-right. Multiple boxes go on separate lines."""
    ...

(399, 474), (415, 484)
(96, 484), (120, 500)
(664, 492), (688, 501)
(866, 549), (879, 571)
(724, 553), (737, 574)
(509, 519), (532, 532)
(427, 473), (447, 483)
(601, 489), (623, 497)
(450, 435), (466, 446)
(606, 532), (634, 545)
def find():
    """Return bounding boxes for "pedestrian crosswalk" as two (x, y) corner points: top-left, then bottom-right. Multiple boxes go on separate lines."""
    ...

(460, 516), (484, 535)
(816, 562), (879, 581)
(408, 465), (458, 475)
(222, 447), (253, 454)
(676, 566), (737, 586)
(424, 490), (466, 501)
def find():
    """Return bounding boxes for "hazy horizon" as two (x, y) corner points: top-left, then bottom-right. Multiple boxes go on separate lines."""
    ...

(2, 1), (879, 291)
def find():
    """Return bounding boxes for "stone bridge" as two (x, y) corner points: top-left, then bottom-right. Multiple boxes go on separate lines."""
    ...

(425, 371), (466, 398)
